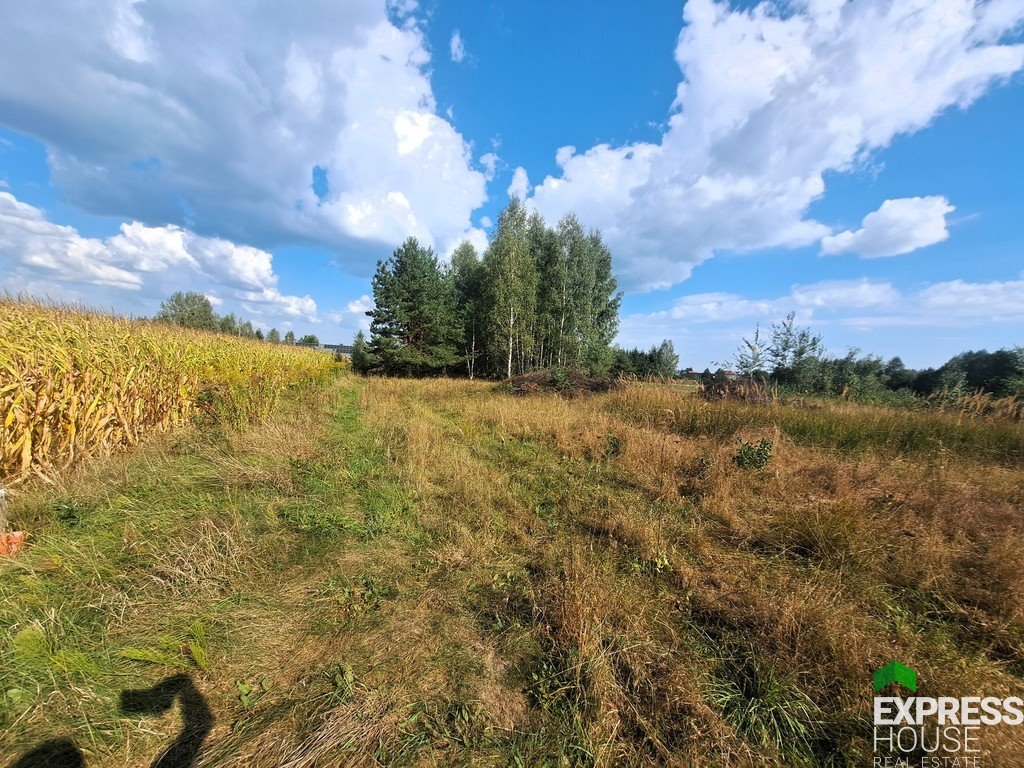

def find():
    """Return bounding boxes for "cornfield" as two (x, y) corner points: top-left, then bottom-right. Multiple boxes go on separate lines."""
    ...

(1, 298), (335, 487)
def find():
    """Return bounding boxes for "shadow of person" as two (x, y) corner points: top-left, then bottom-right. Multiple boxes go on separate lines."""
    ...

(10, 738), (86, 768)
(119, 674), (214, 768)
(10, 674), (213, 768)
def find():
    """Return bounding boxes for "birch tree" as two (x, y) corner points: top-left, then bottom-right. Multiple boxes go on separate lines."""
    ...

(484, 199), (534, 378)
(451, 240), (486, 379)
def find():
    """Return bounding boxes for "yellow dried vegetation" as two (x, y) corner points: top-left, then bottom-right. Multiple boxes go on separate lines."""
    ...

(0, 297), (335, 486)
(929, 389), (1024, 422)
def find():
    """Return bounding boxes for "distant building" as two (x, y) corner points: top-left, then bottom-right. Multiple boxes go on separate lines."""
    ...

(321, 343), (353, 356)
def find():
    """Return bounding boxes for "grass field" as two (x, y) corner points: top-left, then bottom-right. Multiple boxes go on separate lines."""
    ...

(2, 371), (1022, 766)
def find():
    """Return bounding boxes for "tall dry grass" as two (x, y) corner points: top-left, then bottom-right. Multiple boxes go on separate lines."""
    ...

(366, 377), (1024, 765)
(927, 389), (1024, 422)
(609, 382), (1024, 463)
(0, 298), (335, 487)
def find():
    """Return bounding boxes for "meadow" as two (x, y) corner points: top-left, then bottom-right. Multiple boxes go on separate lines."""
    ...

(1, 355), (1023, 765)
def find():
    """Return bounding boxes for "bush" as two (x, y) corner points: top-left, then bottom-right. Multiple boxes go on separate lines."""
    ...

(733, 438), (773, 470)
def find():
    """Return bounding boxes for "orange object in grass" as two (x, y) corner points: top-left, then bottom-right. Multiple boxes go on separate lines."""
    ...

(0, 532), (26, 557)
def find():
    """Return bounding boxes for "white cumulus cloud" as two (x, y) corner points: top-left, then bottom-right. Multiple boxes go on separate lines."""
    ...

(659, 278), (899, 323)
(913, 278), (1024, 321)
(346, 295), (373, 314)
(327, 293), (373, 336)
(821, 196), (956, 258)
(0, 0), (487, 270)
(524, 0), (1024, 290)
(508, 167), (531, 201)
(479, 152), (500, 181)
(624, 276), (1024, 335)
(617, 275), (1024, 367)
(790, 279), (902, 309)
(0, 191), (317, 321)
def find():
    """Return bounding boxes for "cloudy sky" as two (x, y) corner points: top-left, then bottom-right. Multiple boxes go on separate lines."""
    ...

(0, 0), (1022, 367)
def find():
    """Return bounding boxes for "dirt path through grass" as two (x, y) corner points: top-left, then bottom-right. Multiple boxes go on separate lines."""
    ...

(1, 376), (406, 766)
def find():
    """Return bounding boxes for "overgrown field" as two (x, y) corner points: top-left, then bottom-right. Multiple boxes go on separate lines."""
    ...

(0, 299), (334, 486)
(2, 373), (1022, 766)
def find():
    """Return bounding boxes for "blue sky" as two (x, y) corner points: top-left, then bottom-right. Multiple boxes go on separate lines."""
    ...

(0, 0), (1022, 368)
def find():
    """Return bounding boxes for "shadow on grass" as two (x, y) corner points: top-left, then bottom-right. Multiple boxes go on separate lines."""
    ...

(12, 674), (213, 768)
(11, 739), (85, 768)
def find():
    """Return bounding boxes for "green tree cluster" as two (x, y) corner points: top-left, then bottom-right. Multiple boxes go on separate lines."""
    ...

(359, 200), (622, 378)
(612, 340), (680, 378)
(153, 291), (285, 343)
(910, 348), (1024, 397)
(155, 291), (219, 331)
(366, 237), (463, 376)
(730, 312), (1024, 400)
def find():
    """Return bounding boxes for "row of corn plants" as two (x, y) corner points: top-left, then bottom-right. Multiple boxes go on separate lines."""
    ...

(1, 298), (335, 487)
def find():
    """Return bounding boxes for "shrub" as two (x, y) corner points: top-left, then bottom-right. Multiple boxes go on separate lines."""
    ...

(733, 438), (773, 470)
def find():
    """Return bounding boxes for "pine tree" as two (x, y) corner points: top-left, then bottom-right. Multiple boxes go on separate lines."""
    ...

(349, 203), (622, 380)
(367, 237), (462, 376)
(351, 330), (376, 374)
(284, 330), (295, 344)
(611, 340), (678, 378)
(266, 328), (281, 343)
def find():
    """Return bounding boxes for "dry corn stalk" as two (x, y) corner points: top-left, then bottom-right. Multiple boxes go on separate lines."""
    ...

(1, 297), (335, 486)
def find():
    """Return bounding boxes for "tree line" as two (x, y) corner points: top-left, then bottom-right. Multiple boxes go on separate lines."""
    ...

(353, 200), (626, 378)
(611, 340), (680, 379)
(153, 291), (318, 345)
(728, 312), (1024, 399)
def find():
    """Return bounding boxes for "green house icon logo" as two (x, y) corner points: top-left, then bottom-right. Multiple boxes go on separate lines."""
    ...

(873, 661), (917, 693)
